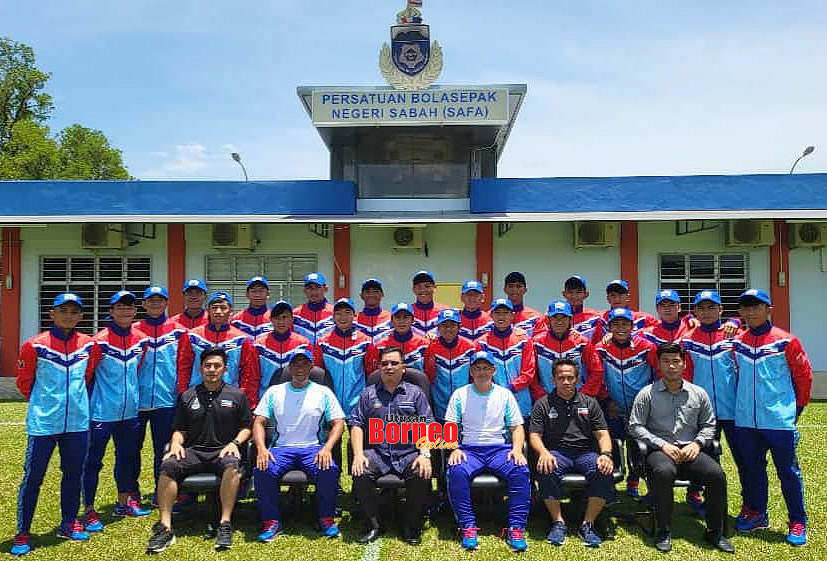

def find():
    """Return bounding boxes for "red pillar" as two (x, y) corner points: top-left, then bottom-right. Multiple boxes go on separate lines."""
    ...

(1, 228), (22, 376)
(476, 223), (494, 302)
(769, 219), (791, 331)
(333, 224), (351, 299)
(167, 224), (186, 313)
(620, 221), (639, 311)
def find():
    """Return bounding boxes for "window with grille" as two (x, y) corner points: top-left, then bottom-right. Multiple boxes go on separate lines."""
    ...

(39, 256), (152, 334)
(659, 254), (748, 319)
(205, 255), (318, 307)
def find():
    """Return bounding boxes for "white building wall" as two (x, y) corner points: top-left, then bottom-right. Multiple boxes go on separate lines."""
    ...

(19, 224), (169, 340)
(493, 222), (621, 311)
(789, 247), (827, 371)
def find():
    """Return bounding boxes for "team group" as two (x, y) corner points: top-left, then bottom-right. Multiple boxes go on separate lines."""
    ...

(11, 269), (811, 555)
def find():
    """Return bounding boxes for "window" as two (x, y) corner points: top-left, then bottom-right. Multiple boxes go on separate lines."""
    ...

(659, 253), (749, 318)
(205, 255), (318, 307)
(39, 256), (151, 334)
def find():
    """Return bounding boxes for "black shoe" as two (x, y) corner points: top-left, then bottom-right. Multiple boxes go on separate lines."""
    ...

(146, 522), (175, 554)
(214, 521), (232, 550)
(357, 525), (382, 544)
(704, 531), (735, 553)
(654, 529), (672, 553)
(403, 526), (422, 545)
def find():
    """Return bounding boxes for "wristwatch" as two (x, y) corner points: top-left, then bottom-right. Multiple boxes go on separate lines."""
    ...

(599, 451), (612, 458)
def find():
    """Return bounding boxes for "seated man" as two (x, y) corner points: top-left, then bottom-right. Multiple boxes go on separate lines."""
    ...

(628, 342), (734, 554)
(252, 349), (345, 540)
(529, 358), (614, 548)
(350, 346), (433, 545)
(446, 351), (530, 553)
(146, 346), (252, 553)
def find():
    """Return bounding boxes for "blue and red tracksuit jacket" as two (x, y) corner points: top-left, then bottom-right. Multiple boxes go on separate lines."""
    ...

(511, 304), (543, 337)
(253, 330), (312, 398)
(170, 309), (208, 330)
(412, 300), (443, 338)
(134, 315), (187, 410)
(355, 307), (392, 341)
(16, 328), (99, 436)
(459, 309), (493, 342)
(313, 327), (371, 417)
(639, 319), (691, 346)
(176, 323), (260, 408)
(732, 322), (812, 431)
(89, 324), (149, 422)
(590, 310), (658, 344)
(476, 327), (536, 416)
(366, 330), (430, 373)
(571, 306), (603, 341)
(530, 329), (601, 398)
(231, 306), (272, 339)
(293, 300), (334, 346)
(587, 337), (659, 418)
(424, 335), (476, 420)
(681, 321), (738, 421)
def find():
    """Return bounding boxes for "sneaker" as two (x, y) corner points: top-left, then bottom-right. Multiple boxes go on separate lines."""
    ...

(319, 517), (340, 538)
(257, 520), (282, 543)
(460, 525), (479, 550)
(56, 519), (89, 541)
(578, 522), (602, 547)
(10, 533), (31, 556)
(626, 478), (640, 498)
(113, 496), (150, 517)
(547, 521), (567, 546)
(686, 491), (706, 517)
(786, 522), (807, 546)
(215, 521), (232, 550)
(146, 522), (175, 554)
(83, 509), (104, 532)
(735, 508), (769, 533)
(503, 527), (528, 553)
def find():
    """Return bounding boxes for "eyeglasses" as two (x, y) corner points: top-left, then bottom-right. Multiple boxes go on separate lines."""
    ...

(380, 360), (402, 367)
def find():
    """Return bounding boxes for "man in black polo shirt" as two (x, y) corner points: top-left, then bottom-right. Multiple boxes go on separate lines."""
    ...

(146, 346), (252, 553)
(529, 358), (614, 548)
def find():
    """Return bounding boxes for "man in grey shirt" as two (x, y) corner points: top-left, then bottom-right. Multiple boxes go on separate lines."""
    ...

(629, 342), (733, 554)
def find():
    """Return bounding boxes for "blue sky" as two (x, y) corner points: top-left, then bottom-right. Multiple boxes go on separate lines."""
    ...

(5, 0), (826, 180)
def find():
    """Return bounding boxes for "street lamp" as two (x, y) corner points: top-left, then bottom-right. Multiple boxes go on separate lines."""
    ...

(231, 152), (249, 181)
(789, 146), (815, 174)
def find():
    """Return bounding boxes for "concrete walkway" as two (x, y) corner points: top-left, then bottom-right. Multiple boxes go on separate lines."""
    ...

(0, 377), (22, 400)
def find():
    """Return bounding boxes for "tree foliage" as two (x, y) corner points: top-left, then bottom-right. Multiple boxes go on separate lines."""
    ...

(57, 125), (129, 179)
(0, 120), (57, 179)
(0, 37), (53, 150)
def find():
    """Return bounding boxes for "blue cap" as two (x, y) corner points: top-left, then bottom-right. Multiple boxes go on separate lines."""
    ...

(655, 289), (681, 305)
(739, 288), (772, 306)
(333, 297), (356, 311)
(412, 270), (435, 284)
(143, 286), (169, 300)
(110, 290), (137, 306)
(564, 275), (587, 289)
(207, 291), (233, 306)
(470, 350), (496, 366)
(246, 276), (269, 290)
(694, 290), (722, 306)
(438, 308), (461, 324)
(547, 299), (573, 318)
(608, 307), (634, 322)
(53, 292), (83, 310)
(391, 302), (413, 316)
(288, 348), (313, 363)
(361, 277), (383, 291)
(606, 279), (630, 293)
(270, 299), (293, 315)
(490, 298), (514, 311)
(182, 278), (207, 293)
(303, 272), (326, 286)
(461, 280), (484, 294)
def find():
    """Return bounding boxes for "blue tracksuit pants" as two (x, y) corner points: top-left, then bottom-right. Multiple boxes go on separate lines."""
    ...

(136, 407), (176, 495)
(83, 418), (141, 506)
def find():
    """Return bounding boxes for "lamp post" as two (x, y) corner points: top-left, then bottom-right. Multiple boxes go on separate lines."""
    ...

(789, 146), (815, 174)
(231, 152), (249, 181)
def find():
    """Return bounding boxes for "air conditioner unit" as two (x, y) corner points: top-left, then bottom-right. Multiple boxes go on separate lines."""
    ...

(81, 223), (123, 249)
(573, 222), (619, 248)
(392, 227), (424, 250)
(790, 222), (827, 248)
(212, 223), (254, 249)
(726, 220), (775, 247)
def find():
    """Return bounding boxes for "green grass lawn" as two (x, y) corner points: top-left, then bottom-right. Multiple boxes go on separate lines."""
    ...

(0, 401), (823, 560)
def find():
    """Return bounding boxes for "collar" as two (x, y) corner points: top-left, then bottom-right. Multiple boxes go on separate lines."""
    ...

(361, 306), (382, 317)
(461, 308), (481, 319)
(207, 323), (230, 333)
(414, 300), (434, 311)
(246, 305), (268, 316)
(269, 329), (291, 342)
(552, 390), (580, 407)
(550, 329), (570, 342)
(392, 330), (413, 343)
(109, 323), (131, 337)
(492, 326), (512, 338)
(471, 383), (494, 396)
(700, 320), (721, 333)
(611, 337), (631, 348)
(511, 303), (524, 313)
(144, 314), (167, 326)
(439, 335), (458, 349)
(660, 319), (681, 330)
(184, 308), (205, 320)
(307, 299), (327, 312)
(570, 304), (583, 314)
(200, 381), (226, 396)
(377, 380), (407, 397)
(749, 321), (773, 336)
(656, 377), (686, 393)
(50, 327), (75, 341)
(334, 326), (355, 338)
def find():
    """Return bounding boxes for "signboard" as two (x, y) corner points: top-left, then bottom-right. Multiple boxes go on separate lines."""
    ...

(311, 87), (510, 127)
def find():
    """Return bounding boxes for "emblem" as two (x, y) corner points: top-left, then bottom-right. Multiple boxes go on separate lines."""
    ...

(380, 1), (443, 90)
(191, 397), (201, 410)
(548, 408), (558, 420)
